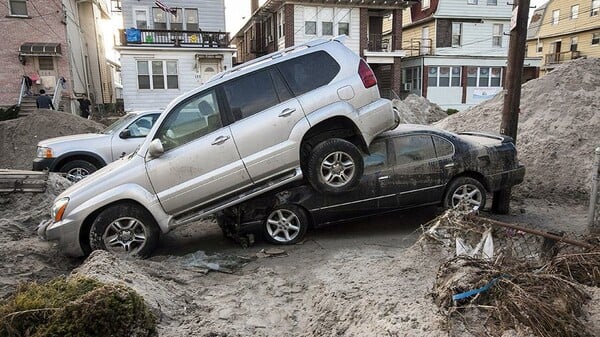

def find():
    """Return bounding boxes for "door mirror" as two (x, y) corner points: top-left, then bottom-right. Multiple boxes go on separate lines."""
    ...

(148, 138), (164, 158)
(119, 129), (131, 139)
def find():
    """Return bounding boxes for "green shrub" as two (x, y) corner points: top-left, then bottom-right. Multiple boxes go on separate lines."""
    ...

(0, 105), (20, 121)
(446, 108), (459, 116)
(0, 276), (156, 337)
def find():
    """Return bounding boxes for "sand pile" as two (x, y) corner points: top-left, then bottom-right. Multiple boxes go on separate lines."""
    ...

(0, 110), (105, 170)
(393, 94), (448, 125)
(435, 58), (600, 201)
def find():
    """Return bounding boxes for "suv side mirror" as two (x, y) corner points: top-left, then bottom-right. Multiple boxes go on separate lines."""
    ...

(119, 129), (131, 139)
(148, 138), (164, 158)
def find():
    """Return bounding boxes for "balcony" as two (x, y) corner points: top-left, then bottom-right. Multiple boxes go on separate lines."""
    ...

(544, 50), (582, 65)
(368, 34), (392, 52)
(119, 29), (230, 48)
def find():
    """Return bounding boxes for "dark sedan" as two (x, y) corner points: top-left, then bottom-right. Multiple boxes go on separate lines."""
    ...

(216, 124), (525, 245)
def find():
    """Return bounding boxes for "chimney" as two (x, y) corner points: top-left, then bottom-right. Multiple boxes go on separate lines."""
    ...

(251, 0), (259, 14)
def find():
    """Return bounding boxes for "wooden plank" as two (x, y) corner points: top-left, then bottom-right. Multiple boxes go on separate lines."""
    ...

(0, 169), (48, 193)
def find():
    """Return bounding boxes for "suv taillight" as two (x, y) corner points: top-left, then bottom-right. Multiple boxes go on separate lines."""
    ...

(358, 60), (377, 88)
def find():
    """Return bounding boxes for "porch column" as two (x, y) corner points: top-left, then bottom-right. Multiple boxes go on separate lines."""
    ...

(392, 9), (403, 51)
(284, 4), (294, 48)
(359, 8), (368, 57)
(422, 65), (428, 98)
(461, 65), (468, 103)
(392, 59), (402, 97)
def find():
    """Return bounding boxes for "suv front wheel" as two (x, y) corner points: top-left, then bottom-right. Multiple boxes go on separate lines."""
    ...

(306, 138), (363, 194)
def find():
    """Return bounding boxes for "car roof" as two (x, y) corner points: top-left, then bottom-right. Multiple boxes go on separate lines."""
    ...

(378, 124), (457, 139)
(127, 110), (162, 116)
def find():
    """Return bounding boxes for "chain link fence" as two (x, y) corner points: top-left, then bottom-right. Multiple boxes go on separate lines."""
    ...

(589, 147), (600, 231)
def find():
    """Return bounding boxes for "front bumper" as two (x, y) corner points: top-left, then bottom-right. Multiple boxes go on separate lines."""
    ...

(33, 157), (58, 171)
(486, 165), (526, 192)
(37, 218), (85, 257)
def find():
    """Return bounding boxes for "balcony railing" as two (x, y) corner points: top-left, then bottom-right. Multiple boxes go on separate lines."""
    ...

(119, 29), (230, 48)
(545, 50), (581, 65)
(367, 34), (393, 52)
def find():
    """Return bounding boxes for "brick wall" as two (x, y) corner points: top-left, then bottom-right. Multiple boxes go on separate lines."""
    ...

(359, 8), (368, 57)
(284, 4), (294, 48)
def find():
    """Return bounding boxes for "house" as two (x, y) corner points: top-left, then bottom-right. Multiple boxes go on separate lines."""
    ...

(231, 0), (415, 97)
(115, 0), (236, 111)
(0, 0), (119, 114)
(526, 0), (600, 75)
(399, 0), (541, 110)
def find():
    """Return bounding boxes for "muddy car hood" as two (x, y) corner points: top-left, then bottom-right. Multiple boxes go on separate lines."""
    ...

(38, 133), (110, 147)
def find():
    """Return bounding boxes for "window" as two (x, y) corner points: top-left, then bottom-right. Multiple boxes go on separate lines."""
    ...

(338, 22), (349, 36)
(322, 22), (333, 35)
(304, 7), (317, 35)
(305, 21), (317, 35)
(404, 67), (422, 91)
(338, 8), (350, 36)
(223, 70), (280, 119)
(156, 90), (221, 151)
(492, 24), (503, 47)
(490, 67), (502, 86)
(135, 10), (148, 29)
(422, 0), (431, 9)
(38, 57), (54, 71)
(467, 67), (503, 87)
(152, 8), (167, 29)
(364, 140), (388, 173)
(451, 67), (461, 86)
(394, 135), (436, 165)
(427, 67), (438, 87)
(428, 66), (461, 87)
(537, 41), (543, 53)
(552, 10), (560, 25)
(467, 67), (478, 86)
(137, 60), (178, 90)
(276, 51), (340, 96)
(593, 0), (600, 17)
(592, 33), (600, 45)
(452, 23), (462, 47)
(278, 9), (285, 38)
(467, 0), (478, 4)
(571, 5), (579, 19)
(9, 0), (27, 16)
(571, 37), (578, 51)
(478, 67), (490, 86)
(186, 9), (198, 31)
(439, 67), (450, 86)
(433, 136), (454, 157)
(487, 0), (497, 5)
(170, 9), (183, 30)
(128, 114), (159, 138)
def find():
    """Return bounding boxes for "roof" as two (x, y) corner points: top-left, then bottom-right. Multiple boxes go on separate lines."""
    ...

(527, 2), (548, 40)
(19, 43), (61, 56)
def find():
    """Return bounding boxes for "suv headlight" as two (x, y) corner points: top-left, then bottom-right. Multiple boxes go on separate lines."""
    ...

(37, 146), (54, 158)
(51, 197), (69, 222)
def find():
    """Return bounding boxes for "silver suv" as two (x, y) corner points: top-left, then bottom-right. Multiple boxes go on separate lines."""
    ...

(39, 37), (398, 257)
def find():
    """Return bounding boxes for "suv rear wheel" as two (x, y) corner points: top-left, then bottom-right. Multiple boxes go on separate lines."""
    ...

(306, 138), (363, 194)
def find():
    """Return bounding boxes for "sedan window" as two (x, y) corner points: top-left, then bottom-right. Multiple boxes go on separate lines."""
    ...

(364, 140), (388, 172)
(393, 135), (436, 165)
(432, 136), (454, 157)
(155, 90), (222, 151)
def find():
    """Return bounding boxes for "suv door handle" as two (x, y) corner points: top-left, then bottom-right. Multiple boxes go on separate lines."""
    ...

(278, 108), (296, 117)
(444, 163), (455, 168)
(378, 176), (389, 180)
(211, 135), (230, 145)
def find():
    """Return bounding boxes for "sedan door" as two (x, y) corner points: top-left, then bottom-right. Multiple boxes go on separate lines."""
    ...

(145, 90), (251, 215)
(111, 113), (160, 161)
(223, 68), (306, 183)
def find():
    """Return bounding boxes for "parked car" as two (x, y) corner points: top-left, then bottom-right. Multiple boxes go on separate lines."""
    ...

(216, 124), (526, 245)
(32, 110), (162, 181)
(39, 37), (398, 257)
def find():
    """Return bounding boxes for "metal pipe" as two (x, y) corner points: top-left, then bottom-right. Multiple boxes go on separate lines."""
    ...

(589, 147), (600, 229)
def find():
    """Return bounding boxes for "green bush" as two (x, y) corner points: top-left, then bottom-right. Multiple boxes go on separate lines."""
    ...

(0, 105), (20, 121)
(446, 108), (459, 116)
(0, 276), (157, 337)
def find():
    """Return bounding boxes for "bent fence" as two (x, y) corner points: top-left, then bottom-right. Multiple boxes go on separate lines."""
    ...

(589, 147), (600, 230)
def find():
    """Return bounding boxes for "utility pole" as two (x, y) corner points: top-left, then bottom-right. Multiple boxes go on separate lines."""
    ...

(492, 0), (531, 214)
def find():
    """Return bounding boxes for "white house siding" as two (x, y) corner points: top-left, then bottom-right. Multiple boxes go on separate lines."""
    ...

(293, 5), (360, 54)
(121, 0), (226, 31)
(435, 20), (510, 57)
(120, 49), (233, 111)
(436, 0), (512, 19)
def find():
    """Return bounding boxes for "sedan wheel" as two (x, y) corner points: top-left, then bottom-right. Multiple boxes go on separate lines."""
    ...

(89, 203), (159, 258)
(444, 177), (487, 211)
(263, 205), (308, 245)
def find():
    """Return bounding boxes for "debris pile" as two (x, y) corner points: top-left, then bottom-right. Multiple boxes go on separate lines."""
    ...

(393, 94), (448, 125)
(0, 109), (104, 170)
(435, 58), (600, 201)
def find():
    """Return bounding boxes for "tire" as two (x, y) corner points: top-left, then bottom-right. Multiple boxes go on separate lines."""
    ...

(59, 159), (98, 182)
(443, 177), (487, 211)
(263, 205), (308, 245)
(306, 138), (364, 194)
(89, 203), (160, 258)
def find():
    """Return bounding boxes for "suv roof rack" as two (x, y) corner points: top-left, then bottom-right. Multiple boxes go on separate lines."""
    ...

(209, 35), (347, 82)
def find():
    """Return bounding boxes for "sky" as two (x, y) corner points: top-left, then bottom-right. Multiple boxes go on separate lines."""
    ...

(224, 0), (551, 35)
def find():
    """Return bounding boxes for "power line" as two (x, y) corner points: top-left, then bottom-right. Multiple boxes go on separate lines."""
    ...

(29, 0), (63, 39)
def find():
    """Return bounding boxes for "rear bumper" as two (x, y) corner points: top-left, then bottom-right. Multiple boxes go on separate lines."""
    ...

(32, 157), (57, 171)
(357, 98), (396, 146)
(486, 165), (526, 192)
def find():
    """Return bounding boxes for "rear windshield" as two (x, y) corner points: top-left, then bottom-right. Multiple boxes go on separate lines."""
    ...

(276, 51), (340, 96)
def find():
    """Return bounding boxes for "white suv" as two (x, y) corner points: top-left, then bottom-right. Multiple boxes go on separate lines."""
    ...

(40, 37), (398, 257)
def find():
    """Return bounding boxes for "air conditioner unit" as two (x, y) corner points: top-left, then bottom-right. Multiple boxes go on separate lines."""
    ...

(403, 83), (412, 91)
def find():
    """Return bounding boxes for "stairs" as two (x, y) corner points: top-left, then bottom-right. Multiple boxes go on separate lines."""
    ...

(19, 95), (58, 115)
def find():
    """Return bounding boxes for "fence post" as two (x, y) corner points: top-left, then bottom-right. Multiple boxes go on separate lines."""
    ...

(589, 147), (600, 232)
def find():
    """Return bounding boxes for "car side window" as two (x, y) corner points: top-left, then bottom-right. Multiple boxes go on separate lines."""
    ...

(128, 114), (159, 138)
(276, 51), (340, 96)
(155, 90), (221, 151)
(393, 135), (436, 165)
(432, 136), (454, 157)
(363, 140), (388, 173)
(223, 69), (280, 120)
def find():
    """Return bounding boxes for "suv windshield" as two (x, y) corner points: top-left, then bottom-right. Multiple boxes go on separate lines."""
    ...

(101, 113), (138, 134)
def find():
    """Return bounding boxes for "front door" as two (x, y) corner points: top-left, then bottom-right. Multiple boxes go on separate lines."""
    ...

(145, 89), (251, 215)
(36, 56), (57, 90)
(197, 62), (220, 85)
